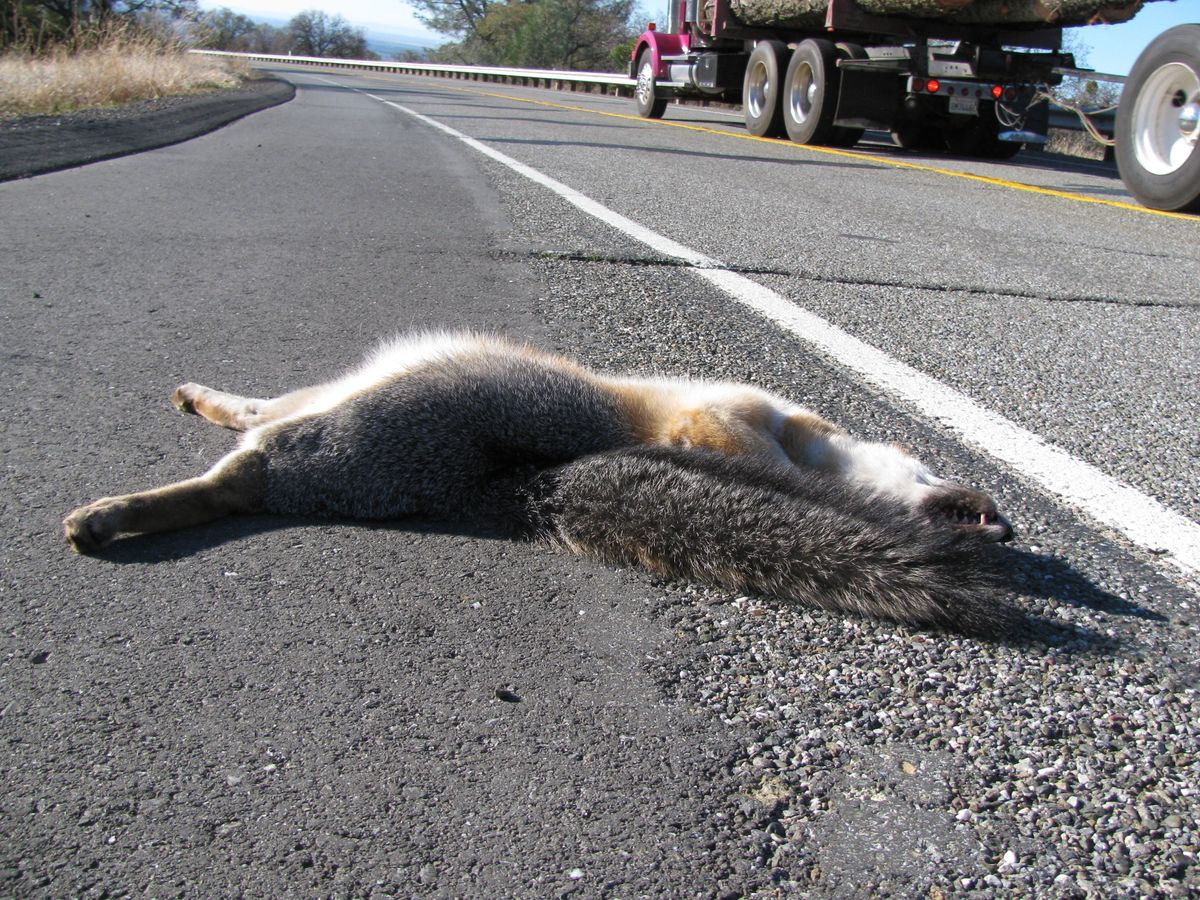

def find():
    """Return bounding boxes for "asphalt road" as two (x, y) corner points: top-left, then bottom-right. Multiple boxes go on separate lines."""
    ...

(2, 67), (1198, 896)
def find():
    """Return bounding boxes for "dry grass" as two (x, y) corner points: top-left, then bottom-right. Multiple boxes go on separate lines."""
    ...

(0, 29), (249, 119)
(1045, 128), (1112, 161)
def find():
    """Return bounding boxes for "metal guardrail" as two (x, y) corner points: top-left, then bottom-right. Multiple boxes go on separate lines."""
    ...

(190, 49), (636, 95)
(1049, 107), (1115, 135)
(193, 49), (1112, 136)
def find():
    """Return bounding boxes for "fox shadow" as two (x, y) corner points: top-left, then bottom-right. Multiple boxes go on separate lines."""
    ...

(976, 544), (1168, 653)
(82, 513), (1149, 652)
(88, 512), (516, 563)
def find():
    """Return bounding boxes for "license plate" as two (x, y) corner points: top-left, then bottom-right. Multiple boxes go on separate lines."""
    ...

(949, 96), (979, 115)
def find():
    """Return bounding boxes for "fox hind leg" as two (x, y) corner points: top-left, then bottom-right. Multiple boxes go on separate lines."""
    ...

(776, 409), (1013, 542)
(172, 383), (325, 431)
(63, 449), (264, 552)
(667, 402), (793, 462)
(172, 384), (264, 430)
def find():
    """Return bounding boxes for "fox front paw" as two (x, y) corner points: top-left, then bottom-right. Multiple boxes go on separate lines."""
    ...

(171, 383), (203, 415)
(63, 498), (129, 553)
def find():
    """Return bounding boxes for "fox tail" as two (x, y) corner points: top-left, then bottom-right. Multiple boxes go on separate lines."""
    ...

(504, 446), (1018, 637)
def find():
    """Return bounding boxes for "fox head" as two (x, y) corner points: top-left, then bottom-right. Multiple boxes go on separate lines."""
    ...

(840, 439), (1013, 543)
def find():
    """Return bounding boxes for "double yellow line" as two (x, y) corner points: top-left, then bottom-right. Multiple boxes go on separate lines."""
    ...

(386, 74), (1197, 223)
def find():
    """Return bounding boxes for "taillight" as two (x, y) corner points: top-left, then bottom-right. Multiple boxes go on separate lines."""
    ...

(926, 79), (941, 94)
(991, 85), (1003, 99)
(912, 78), (926, 93)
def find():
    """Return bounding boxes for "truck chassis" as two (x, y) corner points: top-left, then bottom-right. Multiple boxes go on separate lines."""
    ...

(630, 0), (1200, 211)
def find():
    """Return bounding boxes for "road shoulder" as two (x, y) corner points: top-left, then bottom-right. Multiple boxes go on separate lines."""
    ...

(0, 76), (294, 182)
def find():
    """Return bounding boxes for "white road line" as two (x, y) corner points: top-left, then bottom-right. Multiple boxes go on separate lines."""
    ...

(366, 91), (1200, 580)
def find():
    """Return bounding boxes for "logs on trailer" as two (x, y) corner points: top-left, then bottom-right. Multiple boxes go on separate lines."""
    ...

(948, 0), (1145, 26)
(724, 0), (827, 29)
(726, 0), (1152, 29)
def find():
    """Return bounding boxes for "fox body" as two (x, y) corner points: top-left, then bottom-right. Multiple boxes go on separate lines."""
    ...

(64, 332), (1015, 633)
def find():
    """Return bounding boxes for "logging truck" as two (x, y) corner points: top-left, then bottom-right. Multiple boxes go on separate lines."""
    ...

(629, 0), (1200, 212)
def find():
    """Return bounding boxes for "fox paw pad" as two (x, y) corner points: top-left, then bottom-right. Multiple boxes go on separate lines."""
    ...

(171, 383), (204, 414)
(63, 499), (126, 553)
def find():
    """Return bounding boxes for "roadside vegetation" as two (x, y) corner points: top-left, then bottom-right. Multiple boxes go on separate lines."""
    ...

(1042, 29), (1121, 160)
(193, 0), (639, 72)
(0, 23), (246, 119)
(0, 2), (247, 119)
(192, 7), (373, 59)
(0, 0), (371, 120)
(1, 0), (644, 121)
(406, 0), (639, 71)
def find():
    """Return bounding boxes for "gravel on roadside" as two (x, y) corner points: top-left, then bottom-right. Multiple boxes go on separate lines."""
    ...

(487, 158), (1200, 897)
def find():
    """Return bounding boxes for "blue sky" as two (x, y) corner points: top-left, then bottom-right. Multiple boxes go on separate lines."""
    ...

(198, 1), (1196, 74)
(1073, 1), (1194, 76)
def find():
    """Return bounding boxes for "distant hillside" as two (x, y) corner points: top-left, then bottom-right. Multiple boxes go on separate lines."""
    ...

(367, 35), (439, 59)
(197, 5), (440, 60)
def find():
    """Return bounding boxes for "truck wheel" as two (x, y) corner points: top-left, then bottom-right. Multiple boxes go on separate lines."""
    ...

(944, 122), (980, 156)
(946, 107), (1023, 159)
(744, 40), (788, 137)
(783, 39), (840, 146)
(891, 121), (944, 152)
(634, 49), (667, 119)
(1115, 24), (1200, 212)
(976, 134), (1023, 160)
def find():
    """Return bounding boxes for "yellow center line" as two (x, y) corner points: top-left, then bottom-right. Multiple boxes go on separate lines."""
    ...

(366, 72), (1198, 223)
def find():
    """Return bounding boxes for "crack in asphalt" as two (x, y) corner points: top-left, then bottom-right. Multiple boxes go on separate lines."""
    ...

(518, 249), (791, 277)
(510, 249), (1196, 310)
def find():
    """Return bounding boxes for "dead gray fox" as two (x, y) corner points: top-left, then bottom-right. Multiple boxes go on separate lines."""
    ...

(64, 332), (1016, 633)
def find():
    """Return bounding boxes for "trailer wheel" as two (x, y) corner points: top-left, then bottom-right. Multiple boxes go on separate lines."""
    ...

(976, 134), (1023, 160)
(890, 121), (944, 152)
(783, 39), (841, 146)
(945, 106), (1023, 159)
(1115, 24), (1200, 212)
(744, 40), (788, 138)
(634, 49), (668, 119)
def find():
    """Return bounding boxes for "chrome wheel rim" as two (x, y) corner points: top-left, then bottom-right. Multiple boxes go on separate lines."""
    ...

(788, 61), (816, 125)
(636, 62), (654, 108)
(1132, 61), (1200, 176)
(747, 60), (770, 119)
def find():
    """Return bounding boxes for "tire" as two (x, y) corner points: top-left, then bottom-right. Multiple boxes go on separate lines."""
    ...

(634, 48), (667, 120)
(943, 123), (979, 156)
(744, 40), (788, 138)
(976, 136), (1023, 160)
(890, 121), (944, 152)
(1115, 24), (1200, 212)
(945, 106), (1023, 159)
(783, 39), (840, 146)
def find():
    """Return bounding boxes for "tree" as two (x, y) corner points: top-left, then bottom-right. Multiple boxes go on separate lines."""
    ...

(193, 7), (259, 50)
(412, 0), (637, 70)
(1056, 26), (1122, 110)
(287, 9), (373, 59)
(409, 0), (495, 40)
(2, 0), (198, 51)
(248, 22), (291, 54)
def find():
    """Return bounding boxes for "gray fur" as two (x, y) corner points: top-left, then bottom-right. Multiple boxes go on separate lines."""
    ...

(258, 351), (632, 519)
(66, 341), (1018, 636)
(512, 447), (1018, 636)
(240, 350), (1017, 635)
